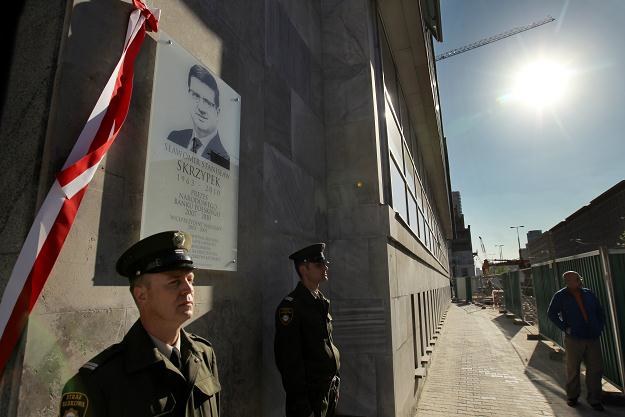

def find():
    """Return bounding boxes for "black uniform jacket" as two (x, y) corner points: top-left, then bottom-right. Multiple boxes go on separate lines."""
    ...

(274, 282), (340, 414)
(59, 320), (220, 417)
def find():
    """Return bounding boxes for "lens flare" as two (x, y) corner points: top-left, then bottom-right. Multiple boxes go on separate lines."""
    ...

(510, 60), (573, 109)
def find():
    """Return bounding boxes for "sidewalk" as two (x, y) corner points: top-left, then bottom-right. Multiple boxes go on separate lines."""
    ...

(414, 304), (624, 416)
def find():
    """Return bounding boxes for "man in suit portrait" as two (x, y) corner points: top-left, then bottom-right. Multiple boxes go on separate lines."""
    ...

(167, 64), (230, 170)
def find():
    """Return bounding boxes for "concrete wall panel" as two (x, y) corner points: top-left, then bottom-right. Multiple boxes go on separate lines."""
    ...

(1, 1), (452, 416)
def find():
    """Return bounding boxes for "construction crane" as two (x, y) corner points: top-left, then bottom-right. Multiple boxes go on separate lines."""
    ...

(479, 236), (529, 275)
(435, 16), (556, 62)
(479, 236), (487, 260)
(496, 244), (504, 261)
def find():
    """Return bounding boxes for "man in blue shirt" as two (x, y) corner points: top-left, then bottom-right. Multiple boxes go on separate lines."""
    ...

(547, 270), (606, 411)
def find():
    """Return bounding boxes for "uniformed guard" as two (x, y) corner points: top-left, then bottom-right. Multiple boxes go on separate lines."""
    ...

(274, 243), (341, 417)
(58, 231), (220, 417)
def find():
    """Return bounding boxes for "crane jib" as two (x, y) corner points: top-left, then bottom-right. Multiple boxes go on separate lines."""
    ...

(435, 16), (556, 62)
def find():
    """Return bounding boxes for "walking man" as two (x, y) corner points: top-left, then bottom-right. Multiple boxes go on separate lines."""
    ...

(274, 243), (340, 417)
(59, 231), (220, 416)
(547, 270), (605, 411)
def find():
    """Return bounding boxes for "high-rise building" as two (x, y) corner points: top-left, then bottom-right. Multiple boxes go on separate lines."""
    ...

(526, 229), (543, 244)
(451, 191), (475, 278)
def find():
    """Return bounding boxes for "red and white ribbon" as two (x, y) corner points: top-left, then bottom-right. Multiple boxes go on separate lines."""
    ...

(0, 0), (159, 375)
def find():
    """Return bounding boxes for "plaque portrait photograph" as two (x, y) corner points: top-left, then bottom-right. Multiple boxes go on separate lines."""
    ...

(141, 33), (241, 271)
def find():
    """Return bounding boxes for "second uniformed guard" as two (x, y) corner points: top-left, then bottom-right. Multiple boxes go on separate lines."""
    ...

(274, 243), (341, 417)
(58, 231), (220, 417)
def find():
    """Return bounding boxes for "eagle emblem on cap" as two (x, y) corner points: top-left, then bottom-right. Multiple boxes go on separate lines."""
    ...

(173, 232), (186, 248)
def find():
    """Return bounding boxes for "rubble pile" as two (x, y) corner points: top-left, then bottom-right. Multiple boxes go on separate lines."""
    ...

(521, 294), (537, 325)
(492, 290), (504, 307)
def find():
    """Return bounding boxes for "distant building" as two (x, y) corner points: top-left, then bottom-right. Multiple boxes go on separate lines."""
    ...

(519, 247), (529, 260)
(520, 230), (541, 263)
(526, 229), (542, 244)
(451, 191), (475, 278)
(528, 181), (625, 263)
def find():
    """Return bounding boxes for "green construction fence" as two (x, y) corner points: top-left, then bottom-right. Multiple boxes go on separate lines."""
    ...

(532, 249), (625, 390)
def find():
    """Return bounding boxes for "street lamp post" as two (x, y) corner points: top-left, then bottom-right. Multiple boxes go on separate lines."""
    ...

(510, 225), (525, 260)
(496, 244), (504, 260)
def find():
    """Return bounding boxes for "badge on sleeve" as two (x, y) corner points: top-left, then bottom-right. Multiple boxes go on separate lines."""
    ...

(59, 392), (88, 417)
(279, 307), (294, 325)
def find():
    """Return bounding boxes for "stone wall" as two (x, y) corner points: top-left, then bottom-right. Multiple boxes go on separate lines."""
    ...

(0, 1), (327, 416)
(0, 1), (451, 416)
(390, 240), (450, 417)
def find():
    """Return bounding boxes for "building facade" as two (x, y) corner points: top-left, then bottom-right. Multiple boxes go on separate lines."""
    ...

(526, 229), (542, 245)
(528, 181), (625, 263)
(0, 1), (452, 416)
(450, 191), (475, 279)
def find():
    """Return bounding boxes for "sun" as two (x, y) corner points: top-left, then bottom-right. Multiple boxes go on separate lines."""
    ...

(511, 60), (572, 108)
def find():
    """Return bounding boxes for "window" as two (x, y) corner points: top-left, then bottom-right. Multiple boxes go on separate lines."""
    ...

(385, 103), (403, 160)
(399, 89), (409, 134)
(408, 194), (417, 230)
(404, 149), (416, 193)
(390, 159), (408, 220)
(377, 13), (448, 266)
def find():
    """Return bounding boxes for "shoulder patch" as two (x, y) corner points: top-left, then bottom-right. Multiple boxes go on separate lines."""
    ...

(79, 343), (123, 374)
(279, 307), (294, 325)
(59, 392), (88, 417)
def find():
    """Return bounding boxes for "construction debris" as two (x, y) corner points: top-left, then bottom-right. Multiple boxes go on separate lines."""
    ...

(492, 289), (504, 307)
(521, 294), (537, 325)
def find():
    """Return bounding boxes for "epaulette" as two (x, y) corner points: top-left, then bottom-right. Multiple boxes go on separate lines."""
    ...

(79, 343), (124, 373)
(189, 333), (213, 347)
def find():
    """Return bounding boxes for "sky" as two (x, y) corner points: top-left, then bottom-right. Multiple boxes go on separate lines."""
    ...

(434, 0), (625, 265)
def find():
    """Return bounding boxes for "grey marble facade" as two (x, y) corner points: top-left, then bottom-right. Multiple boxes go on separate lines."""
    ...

(0, 1), (451, 416)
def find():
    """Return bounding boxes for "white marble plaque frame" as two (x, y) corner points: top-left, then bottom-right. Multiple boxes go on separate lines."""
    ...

(141, 32), (240, 271)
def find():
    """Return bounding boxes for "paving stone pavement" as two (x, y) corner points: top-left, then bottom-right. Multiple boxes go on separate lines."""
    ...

(414, 304), (623, 417)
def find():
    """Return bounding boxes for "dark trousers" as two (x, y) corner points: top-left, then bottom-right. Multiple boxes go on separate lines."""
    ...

(564, 335), (603, 404)
(309, 376), (339, 417)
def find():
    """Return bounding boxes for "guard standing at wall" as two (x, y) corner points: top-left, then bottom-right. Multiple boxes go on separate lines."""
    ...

(547, 270), (605, 411)
(58, 231), (220, 417)
(274, 243), (341, 417)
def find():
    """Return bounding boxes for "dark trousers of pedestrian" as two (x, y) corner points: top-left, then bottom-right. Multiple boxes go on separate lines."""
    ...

(564, 334), (603, 404)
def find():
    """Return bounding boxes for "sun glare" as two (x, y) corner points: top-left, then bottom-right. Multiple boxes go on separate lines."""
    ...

(510, 60), (572, 108)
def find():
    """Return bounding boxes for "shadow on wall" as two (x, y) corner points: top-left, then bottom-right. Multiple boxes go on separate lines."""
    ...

(44, 0), (329, 415)
(0, 1), (25, 118)
(87, 0), (154, 286)
(43, 0), (152, 286)
(91, 0), (266, 415)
